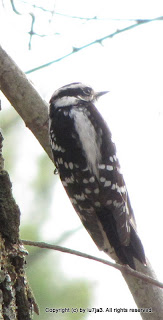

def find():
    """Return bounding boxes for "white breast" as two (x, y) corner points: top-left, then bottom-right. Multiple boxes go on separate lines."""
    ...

(71, 108), (101, 178)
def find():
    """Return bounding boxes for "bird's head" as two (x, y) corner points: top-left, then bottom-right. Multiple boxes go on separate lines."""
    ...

(50, 82), (108, 108)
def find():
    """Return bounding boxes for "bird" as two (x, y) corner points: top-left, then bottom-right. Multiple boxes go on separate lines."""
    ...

(49, 82), (146, 270)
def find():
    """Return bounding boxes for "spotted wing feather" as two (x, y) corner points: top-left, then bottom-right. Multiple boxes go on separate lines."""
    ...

(50, 101), (146, 269)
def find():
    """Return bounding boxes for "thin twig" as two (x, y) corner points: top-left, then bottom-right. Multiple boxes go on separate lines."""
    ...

(16, 2), (163, 22)
(22, 240), (163, 289)
(10, 0), (21, 15)
(28, 13), (35, 50)
(26, 227), (81, 264)
(25, 16), (163, 74)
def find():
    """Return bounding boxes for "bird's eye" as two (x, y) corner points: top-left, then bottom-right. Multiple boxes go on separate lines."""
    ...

(83, 87), (91, 95)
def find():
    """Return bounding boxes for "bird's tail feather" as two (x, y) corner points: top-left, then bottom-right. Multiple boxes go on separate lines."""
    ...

(122, 226), (146, 269)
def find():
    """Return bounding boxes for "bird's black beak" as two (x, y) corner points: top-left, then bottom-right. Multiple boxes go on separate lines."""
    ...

(95, 91), (109, 99)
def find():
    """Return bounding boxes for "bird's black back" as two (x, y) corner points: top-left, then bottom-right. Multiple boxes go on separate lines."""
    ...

(49, 85), (146, 270)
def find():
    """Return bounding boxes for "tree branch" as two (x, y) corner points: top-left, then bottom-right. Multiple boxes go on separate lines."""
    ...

(0, 45), (52, 161)
(22, 239), (163, 289)
(1, 45), (163, 319)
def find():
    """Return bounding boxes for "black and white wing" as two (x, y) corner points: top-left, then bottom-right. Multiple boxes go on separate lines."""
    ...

(49, 84), (146, 270)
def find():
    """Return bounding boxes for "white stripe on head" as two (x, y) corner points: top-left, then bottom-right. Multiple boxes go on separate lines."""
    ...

(54, 96), (79, 108)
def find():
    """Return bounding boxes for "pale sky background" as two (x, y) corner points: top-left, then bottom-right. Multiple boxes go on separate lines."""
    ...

(1, 1), (163, 319)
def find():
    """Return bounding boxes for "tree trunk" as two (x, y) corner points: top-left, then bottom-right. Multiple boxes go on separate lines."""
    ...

(0, 132), (38, 319)
(0, 45), (163, 320)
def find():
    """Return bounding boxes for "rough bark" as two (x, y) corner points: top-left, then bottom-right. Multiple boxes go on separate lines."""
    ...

(0, 132), (38, 319)
(0, 45), (163, 320)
